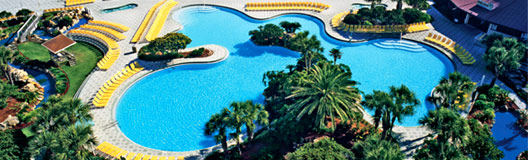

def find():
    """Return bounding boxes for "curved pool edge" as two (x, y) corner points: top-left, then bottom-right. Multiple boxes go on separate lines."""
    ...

(92, 44), (232, 156)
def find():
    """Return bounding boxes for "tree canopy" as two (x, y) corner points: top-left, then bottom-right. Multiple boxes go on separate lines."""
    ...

(286, 138), (353, 160)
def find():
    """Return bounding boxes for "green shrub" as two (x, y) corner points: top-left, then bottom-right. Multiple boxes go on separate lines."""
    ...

(343, 8), (431, 25)
(248, 23), (285, 46)
(402, 8), (431, 24)
(188, 47), (204, 58)
(15, 9), (32, 16)
(49, 67), (68, 94)
(287, 138), (353, 160)
(138, 32), (192, 61)
(0, 11), (12, 19)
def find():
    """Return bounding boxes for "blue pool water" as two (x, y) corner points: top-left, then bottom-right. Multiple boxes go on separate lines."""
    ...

(492, 111), (528, 160)
(101, 4), (138, 14)
(33, 18), (88, 39)
(116, 6), (454, 151)
(10, 64), (56, 108)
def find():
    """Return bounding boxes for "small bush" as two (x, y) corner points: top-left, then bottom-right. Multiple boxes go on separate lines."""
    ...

(49, 67), (68, 94)
(188, 48), (204, 58)
(138, 33), (192, 61)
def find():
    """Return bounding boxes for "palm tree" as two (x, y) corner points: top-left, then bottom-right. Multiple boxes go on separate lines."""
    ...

(405, 0), (429, 9)
(352, 134), (405, 160)
(363, 85), (419, 140)
(204, 108), (231, 158)
(279, 21), (302, 33)
(240, 100), (268, 142)
(288, 31), (324, 70)
(387, 85), (419, 135)
(419, 107), (469, 144)
(429, 72), (475, 110)
(287, 61), (362, 131)
(28, 124), (96, 160)
(483, 38), (526, 87)
(228, 102), (245, 155)
(0, 47), (15, 85)
(329, 48), (342, 65)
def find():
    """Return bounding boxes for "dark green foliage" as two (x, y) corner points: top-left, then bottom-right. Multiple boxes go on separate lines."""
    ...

(0, 130), (21, 159)
(402, 8), (431, 24)
(405, 0), (430, 9)
(0, 10), (12, 18)
(414, 138), (467, 160)
(49, 67), (68, 94)
(481, 33), (504, 49)
(462, 119), (504, 160)
(483, 38), (526, 87)
(138, 33), (192, 61)
(15, 9), (32, 16)
(280, 21), (301, 33)
(188, 47), (204, 58)
(58, 15), (73, 27)
(249, 23), (285, 46)
(286, 138), (353, 160)
(352, 134), (404, 160)
(343, 7), (431, 25)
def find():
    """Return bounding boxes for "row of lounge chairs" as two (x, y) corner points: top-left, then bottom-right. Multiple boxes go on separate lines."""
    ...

(43, 6), (83, 13)
(245, 2), (330, 12)
(145, 0), (179, 41)
(79, 24), (126, 41)
(331, 11), (349, 27)
(96, 141), (183, 160)
(97, 49), (120, 70)
(89, 20), (130, 33)
(132, 0), (167, 43)
(65, 0), (95, 6)
(425, 33), (476, 65)
(335, 22), (429, 33)
(92, 62), (144, 107)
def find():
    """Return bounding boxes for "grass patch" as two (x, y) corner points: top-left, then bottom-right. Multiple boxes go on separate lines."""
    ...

(63, 42), (102, 98)
(17, 42), (51, 62)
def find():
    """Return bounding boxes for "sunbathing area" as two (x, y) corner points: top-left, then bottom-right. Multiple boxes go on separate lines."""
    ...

(0, 0), (526, 160)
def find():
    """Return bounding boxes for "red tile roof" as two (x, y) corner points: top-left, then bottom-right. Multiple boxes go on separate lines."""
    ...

(41, 34), (76, 54)
(451, 0), (527, 32)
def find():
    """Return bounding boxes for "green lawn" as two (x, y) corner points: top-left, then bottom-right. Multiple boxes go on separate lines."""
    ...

(17, 42), (51, 62)
(63, 42), (102, 98)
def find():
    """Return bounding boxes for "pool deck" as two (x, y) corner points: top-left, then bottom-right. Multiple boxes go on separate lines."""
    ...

(0, 0), (524, 159)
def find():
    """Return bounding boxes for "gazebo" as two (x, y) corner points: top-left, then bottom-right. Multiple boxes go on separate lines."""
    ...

(41, 34), (76, 54)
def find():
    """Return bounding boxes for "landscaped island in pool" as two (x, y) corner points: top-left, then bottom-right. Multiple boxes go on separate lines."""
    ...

(115, 6), (454, 152)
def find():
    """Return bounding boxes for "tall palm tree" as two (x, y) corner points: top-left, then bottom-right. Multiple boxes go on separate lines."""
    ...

(483, 38), (526, 87)
(419, 107), (469, 144)
(363, 85), (419, 140)
(28, 124), (96, 160)
(429, 72), (475, 110)
(388, 85), (419, 134)
(240, 100), (268, 142)
(0, 46), (15, 85)
(228, 102), (245, 155)
(287, 61), (362, 131)
(329, 48), (342, 65)
(279, 21), (302, 33)
(288, 31), (324, 70)
(204, 108), (231, 158)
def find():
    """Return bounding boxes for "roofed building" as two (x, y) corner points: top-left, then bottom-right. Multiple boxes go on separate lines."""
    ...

(447, 0), (527, 40)
(41, 34), (76, 54)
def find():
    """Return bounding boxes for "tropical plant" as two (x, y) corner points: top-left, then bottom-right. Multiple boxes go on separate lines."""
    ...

(0, 130), (20, 159)
(329, 48), (342, 65)
(429, 72), (476, 110)
(249, 23), (285, 46)
(28, 124), (96, 160)
(138, 33), (192, 61)
(204, 108), (232, 158)
(419, 107), (469, 144)
(228, 102), (245, 156)
(240, 100), (269, 141)
(287, 61), (362, 131)
(352, 134), (405, 160)
(0, 46), (16, 85)
(405, 0), (430, 10)
(392, 0), (404, 10)
(286, 138), (353, 160)
(280, 21), (302, 33)
(365, 0), (382, 10)
(287, 31), (324, 69)
(462, 119), (504, 160)
(414, 138), (467, 160)
(483, 38), (526, 87)
(481, 33), (504, 49)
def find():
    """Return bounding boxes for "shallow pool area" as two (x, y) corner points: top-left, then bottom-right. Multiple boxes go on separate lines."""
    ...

(101, 4), (138, 13)
(115, 6), (454, 152)
(492, 111), (528, 160)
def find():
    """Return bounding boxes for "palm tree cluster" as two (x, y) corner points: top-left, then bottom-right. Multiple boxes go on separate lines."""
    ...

(205, 100), (268, 158)
(483, 36), (526, 87)
(429, 72), (476, 110)
(362, 85), (420, 140)
(26, 96), (99, 160)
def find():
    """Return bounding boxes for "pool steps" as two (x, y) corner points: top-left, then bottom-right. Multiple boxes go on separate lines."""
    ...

(372, 40), (427, 52)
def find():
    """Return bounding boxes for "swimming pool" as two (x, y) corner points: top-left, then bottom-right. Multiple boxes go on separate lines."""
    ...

(115, 6), (454, 152)
(101, 4), (138, 14)
(492, 111), (528, 160)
